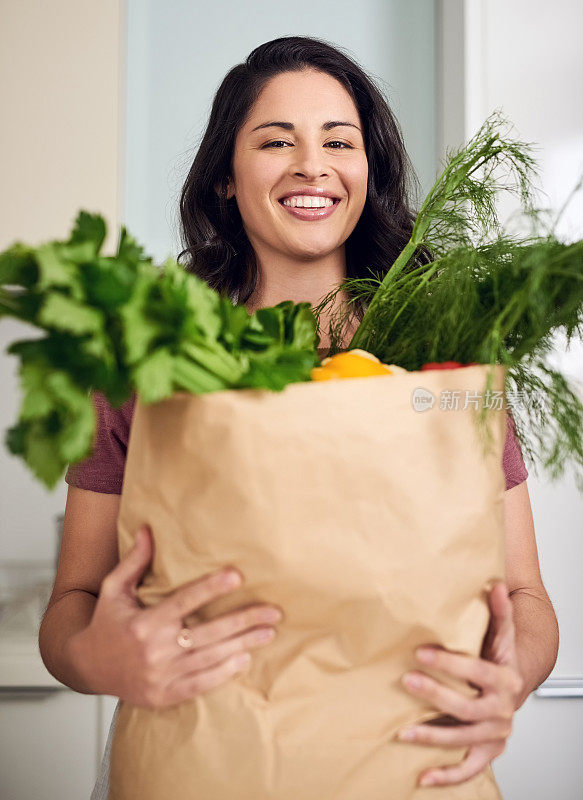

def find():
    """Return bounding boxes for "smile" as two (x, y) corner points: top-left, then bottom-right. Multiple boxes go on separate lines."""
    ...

(278, 197), (341, 221)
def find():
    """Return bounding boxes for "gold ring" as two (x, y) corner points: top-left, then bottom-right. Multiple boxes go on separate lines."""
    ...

(177, 627), (195, 649)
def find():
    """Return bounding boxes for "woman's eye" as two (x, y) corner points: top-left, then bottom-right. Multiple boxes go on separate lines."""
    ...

(262, 140), (352, 149)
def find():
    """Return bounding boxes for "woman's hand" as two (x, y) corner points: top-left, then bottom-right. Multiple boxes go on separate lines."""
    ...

(68, 524), (284, 709)
(396, 581), (524, 788)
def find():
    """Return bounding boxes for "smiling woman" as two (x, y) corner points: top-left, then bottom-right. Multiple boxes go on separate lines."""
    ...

(37, 33), (556, 800)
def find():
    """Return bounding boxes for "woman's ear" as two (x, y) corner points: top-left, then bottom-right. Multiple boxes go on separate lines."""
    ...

(214, 176), (232, 200)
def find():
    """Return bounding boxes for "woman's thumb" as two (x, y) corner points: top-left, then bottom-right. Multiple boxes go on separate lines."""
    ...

(107, 525), (153, 595)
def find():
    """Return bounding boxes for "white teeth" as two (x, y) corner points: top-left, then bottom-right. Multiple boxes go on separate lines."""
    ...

(282, 196), (335, 208)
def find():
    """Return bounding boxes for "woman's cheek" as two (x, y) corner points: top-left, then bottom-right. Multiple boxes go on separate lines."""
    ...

(344, 160), (368, 210)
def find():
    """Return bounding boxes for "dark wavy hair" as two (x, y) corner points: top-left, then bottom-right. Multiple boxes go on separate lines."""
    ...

(177, 35), (424, 314)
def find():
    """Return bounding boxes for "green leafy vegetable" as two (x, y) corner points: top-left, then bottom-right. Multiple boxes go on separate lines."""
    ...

(0, 214), (319, 488)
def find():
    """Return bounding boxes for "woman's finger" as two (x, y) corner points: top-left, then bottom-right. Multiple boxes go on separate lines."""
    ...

(397, 717), (512, 748)
(401, 671), (501, 723)
(418, 740), (506, 787)
(143, 565), (243, 627)
(414, 646), (519, 694)
(101, 525), (153, 598)
(168, 623), (276, 679)
(162, 651), (253, 708)
(169, 603), (283, 653)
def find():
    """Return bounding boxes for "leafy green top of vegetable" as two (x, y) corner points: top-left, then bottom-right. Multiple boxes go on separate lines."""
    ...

(0, 213), (319, 488)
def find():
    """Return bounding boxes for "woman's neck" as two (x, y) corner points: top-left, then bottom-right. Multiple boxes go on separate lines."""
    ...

(243, 245), (346, 311)
(243, 248), (358, 352)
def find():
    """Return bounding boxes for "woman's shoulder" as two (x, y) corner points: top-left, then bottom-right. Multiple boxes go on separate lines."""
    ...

(92, 389), (137, 426)
(64, 390), (137, 493)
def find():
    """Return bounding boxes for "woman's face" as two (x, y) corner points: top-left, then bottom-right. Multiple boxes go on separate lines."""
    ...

(228, 68), (368, 262)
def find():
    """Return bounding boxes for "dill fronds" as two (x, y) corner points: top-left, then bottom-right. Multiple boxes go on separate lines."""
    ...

(317, 111), (583, 487)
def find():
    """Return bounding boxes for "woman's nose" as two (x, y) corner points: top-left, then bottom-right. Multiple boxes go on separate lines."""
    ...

(290, 145), (329, 180)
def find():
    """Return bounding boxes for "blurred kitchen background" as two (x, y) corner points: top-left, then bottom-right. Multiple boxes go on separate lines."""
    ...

(1, 1), (581, 797)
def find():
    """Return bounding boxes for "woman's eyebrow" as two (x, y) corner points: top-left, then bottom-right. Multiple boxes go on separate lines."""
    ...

(250, 120), (361, 133)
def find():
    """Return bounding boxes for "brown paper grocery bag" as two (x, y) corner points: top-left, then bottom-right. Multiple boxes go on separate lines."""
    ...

(110, 364), (507, 799)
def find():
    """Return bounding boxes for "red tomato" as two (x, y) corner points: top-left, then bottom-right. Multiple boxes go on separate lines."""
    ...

(420, 361), (479, 371)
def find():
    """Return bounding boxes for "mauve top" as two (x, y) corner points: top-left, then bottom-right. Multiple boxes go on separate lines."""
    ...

(65, 388), (528, 494)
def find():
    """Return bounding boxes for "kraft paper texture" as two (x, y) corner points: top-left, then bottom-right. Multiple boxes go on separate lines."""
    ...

(110, 364), (507, 799)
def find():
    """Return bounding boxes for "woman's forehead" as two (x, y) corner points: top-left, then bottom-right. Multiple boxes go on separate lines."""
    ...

(243, 72), (360, 131)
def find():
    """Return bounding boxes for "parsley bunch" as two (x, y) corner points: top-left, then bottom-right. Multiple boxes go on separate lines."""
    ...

(0, 213), (319, 489)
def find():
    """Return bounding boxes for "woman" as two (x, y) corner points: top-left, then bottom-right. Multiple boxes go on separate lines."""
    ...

(39, 36), (558, 796)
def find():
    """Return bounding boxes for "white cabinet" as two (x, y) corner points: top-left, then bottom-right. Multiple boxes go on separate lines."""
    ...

(0, 687), (99, 800)
(0, 629), (117, 799)
(493, 692), (583, 799)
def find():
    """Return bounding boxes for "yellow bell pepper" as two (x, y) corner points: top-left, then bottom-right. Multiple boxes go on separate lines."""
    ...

(310, 349), (407, 381)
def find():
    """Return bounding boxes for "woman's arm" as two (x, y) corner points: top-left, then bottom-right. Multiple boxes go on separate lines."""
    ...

(503, 480), (559, 708)
(38, 485), (121, 693)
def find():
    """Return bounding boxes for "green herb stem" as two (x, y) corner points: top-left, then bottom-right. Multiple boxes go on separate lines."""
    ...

(349, 240), (418, 349)
(172, 355), (228, 395)
(179, 340), (245, 383)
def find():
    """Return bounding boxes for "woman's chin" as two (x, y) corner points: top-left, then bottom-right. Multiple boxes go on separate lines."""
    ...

(283, 237), (341, 260)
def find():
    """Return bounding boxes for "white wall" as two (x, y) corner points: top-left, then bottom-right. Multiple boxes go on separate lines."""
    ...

(0, 1), (123, 560)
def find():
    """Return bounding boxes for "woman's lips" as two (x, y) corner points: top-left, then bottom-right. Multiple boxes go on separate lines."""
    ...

(278, 198), (341, 221)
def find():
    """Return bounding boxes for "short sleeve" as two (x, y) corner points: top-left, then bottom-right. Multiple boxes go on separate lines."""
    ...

(502, 409), (529, 490)
(65, 390), (137, 494)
